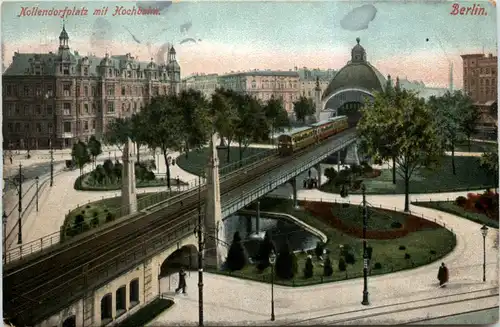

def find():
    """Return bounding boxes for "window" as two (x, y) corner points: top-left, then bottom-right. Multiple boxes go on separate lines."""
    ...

(63, 84), (71, 97)
(36, 123), (42, 133)
(107, 102), (115, 113)
(63, 64), (70, 75)
(92, 86), (96, 96)
(134, 102), (137, 111)
(48, 123), (53, 134)
(107, 86), (115, 96)
(251, 80), (256, 89)
(7, 123), (13, 132)
(24, 123), (30, 132)
(122, 103), (126, 112)
(92, 103), (96, 113)
(6, 85), (12, 96)
(92, 120), (96, 130)
(24, 105), (29, 115)
(84, 103), (89, 114)
(84, 67), (88, 76)
(127, 71), (132, 78)
(64, 122), (72, 133)
(35, 84), (41, 96)
(46, 105), (53, 116)
(84, 120), (89, 131)
(121, 87), (126, 96)
(47, 85), (53, 97)
(15, 123), (20, 132)
(64, 103), (71, 115)
(14, 104), (19, 114)
(24, 85), (30, 96)
(36, 105), (41, 115)
(84, 86), (89, 97)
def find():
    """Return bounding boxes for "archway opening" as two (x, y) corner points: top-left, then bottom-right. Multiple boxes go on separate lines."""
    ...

(159, 244), (198, 277)
(116, 286), (127, 317)
(337, 102), (364, 128)
(100, 293), (112, 324)
(129, 279), (140, 307)
(62, 315), (76, 327)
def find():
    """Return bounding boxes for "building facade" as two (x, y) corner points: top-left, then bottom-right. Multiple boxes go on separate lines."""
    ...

(296, 67), (336, 99)
(2, 26), (181, 150)
(461, 53), (498, 135)
(217, 70), (300, 114)
(181, 73), (219, 99)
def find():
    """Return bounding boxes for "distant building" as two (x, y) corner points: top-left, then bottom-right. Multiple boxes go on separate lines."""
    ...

(2, 25), (181, 150)
(461, 53), (498, 135)
(397, 78), (448, 100)
(295, 67), (336, 99)
(181, 73), (219, 99)
(217, 70), (300, 114)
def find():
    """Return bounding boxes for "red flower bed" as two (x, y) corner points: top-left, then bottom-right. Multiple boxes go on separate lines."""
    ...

(363, 169), (382, 179)
(458, 190), (499, 221)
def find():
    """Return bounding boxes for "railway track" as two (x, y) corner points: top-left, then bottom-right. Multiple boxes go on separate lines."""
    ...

(4, 129), (356, 325)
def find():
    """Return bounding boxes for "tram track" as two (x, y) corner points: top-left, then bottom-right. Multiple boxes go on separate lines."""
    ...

(4, 129), (356, 325)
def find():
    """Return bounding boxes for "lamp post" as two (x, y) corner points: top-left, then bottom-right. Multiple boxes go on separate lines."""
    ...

(269, 249), (276, 321)
(197, 174), (204, 327)
(49, 138), (54, 187)
(35, 176), (39, 212)
(3, 211), (7, 262)
(16, 163), (23, 245)
(361, 184), (370, 306)
(480, 224), (489, 282)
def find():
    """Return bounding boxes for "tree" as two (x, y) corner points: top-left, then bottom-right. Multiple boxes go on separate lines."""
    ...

(314, 241), (325, 259)
(71, 140), (91, 176)
(130, 113), (147, 163)
(87, 135), (102, 168)
(104, 117), (130, 151)
(234, 95), (266, 163)
(324, 167), (338, 182)
(275, 242), (295, 280)
(358, 89), (444, 212)
(293, 96), (315, 124)
(480, 148), (499, 186)
(456, 92), (479, 152)
(226, 232), (247, 271)
(141, 95), (184, 189)
(303, 256), (313, 278)
(211, 89), (238, 163)
(323, 257), (333, 276)
(264, 96), (290, 145)
(179, 89), (212, 158)
(256, 231), (275, 271)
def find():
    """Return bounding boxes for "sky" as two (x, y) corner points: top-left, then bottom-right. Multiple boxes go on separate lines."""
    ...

(1, 0), (498, 88)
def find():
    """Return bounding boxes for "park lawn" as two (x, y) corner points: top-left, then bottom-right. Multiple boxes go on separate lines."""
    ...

(118, 297), (174, 327)
(176, 146), (272, 176)
(321, 156), (495, 195)
(214, 198), (456, 286)
(455, 140), (497, 153)
(412, 201), (499, 228)
(63, 191), (179, 237)
(332, 203), (407, 231)
(78, 172), (188, 191)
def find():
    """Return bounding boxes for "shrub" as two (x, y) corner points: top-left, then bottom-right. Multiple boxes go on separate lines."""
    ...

(373, 262), (382, 270)
(93, 211), (99, 218)
(86, 205), (91, 209)
(323, 257), (333, 277)
(291, 253), (298, 275)
(74, 214), (85, 226)
(324, 168), (338, 182)
(429, 250), (437, 255)
(398, 245), (406, 250)
(91, 216), (99, 227)
(350, 164), (363, 176)
(146, 171), (156, 181)
(81, 210), (86, 215)
(275, 242), (295, 280)
(352, 180), (363, 190)
(366, 246), (373, 260)
(226, 232), (247, 271)
(338, 257), (347, 271)
(256, 231), (275, 271)
(345, 252), (355, 265)
(391, 221), (402, 229)
(303, 257), (313, 279)
(314, 242), (325, 259)
(455, 196), (467, 207)
(105, 212), (115, 222)
(362, 164), (373, 173)
(404, 253), (411, 260)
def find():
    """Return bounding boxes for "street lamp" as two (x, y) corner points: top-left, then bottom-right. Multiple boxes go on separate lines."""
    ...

(3, 211), (7, 262)
(480, 224), (489, 282)
(35, 176), (39, 212)
(49, 138), (54, 187)
(269, 249), (276, 321)
(361, 184), (370, 306)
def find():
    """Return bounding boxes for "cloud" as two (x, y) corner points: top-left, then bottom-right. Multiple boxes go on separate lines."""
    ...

(340, 4), (377, 31)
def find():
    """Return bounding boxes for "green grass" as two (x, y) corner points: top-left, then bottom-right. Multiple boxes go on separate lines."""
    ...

(332, 203), (407, 231)
(210, 198), (456, 287)
(63, 191), (179, 239)
(117, 297), (174, 327)
(412, 201), (499, 228)
(74, 172), (188, 191)
(176, 146), (271, 176)
(321, 156), (495, 195)
(455, 140), (497, 153)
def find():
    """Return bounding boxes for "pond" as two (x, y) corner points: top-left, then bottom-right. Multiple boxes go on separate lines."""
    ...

(223, 212), (321, 260)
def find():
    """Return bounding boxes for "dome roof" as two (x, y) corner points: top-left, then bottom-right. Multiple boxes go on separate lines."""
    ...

(166, 60), (180, 71)
(322, 37), (386, 100)
(59, 26), (69, 40)
(99, 54), (112, 66)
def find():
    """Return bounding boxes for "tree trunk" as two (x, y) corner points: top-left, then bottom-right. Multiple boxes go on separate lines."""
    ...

(451, 146), (456, 175)
(227, 139), (231, 163)
(392, 156), (396, 184)
(136, 143), (140, 163)
(238, 140), (243, 167)
(163, 150), (171, 189)
(184, 140), (189, 159)
(404, 168), (410, 212)
(467, 136), (471, 152)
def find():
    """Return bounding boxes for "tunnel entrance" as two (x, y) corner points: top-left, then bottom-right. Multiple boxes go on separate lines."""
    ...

(100, 293), (112, 324)
(62, 315), (76, 327)
(159, 245), (198, 277)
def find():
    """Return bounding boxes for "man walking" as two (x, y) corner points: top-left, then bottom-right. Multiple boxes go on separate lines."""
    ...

(437, 262), (449, 287)
(175, 267), (187, 294)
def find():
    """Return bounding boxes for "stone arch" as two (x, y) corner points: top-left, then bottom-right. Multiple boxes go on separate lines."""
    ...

(62, 315), (76, 327)
(115, 285), (127, 317)
(323, 88), (374, 127)
(100, 293), (112, 323)
(129, 278), (140, 307)
(159, 244), (198, 277)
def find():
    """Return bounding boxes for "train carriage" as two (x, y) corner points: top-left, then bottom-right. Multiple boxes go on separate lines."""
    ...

(277, 126), (315, 156)
(311, 115), (349, 141)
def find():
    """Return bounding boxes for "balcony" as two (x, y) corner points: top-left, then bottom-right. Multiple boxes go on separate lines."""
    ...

(61, 132), (74, 139)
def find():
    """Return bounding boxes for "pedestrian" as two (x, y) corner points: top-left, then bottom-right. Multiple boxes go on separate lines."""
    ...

(175, 267), (187, 294)
(303, 179), (307, 188)
(437, 262), (449, 287)
(176, 176), (180, 188)
(9, 156), (12, 165)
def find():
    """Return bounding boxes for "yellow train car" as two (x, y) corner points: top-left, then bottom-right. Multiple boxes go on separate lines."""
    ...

(277, 126), (315, 156)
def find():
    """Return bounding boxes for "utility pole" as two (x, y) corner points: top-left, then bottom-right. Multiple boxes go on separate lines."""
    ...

(50, 138), (54, 187)
(35, 176), (39, 212)
(361, 184), (369, 305)
(197, 174), (204, 327)
(17, 163), (23, 244)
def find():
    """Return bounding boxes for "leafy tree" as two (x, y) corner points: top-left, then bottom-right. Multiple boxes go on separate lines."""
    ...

(71, 140), (91, 176)
(226, 232), (247, 271)
(358, 89), (444, 211)
(338, 257), (347, 271)
(256, 231), (275, 271)
(275, 242), (295, 280)
(235, 95), (266, 163)
(480, 148), (499, 186)
(179, 89), (212, 158)
(130, 113), (148, 163)
(211, 89), (238, 163)
(104, 117), (130, 151)
(314, 241), (325, 259)
(303, 256), (314, 278)
(323, 257), (333, 276)
(293, 96), (315, 124)
(103, 159), (114, 181)
(455, 92), (479, 152)
(264, 96), (290, 145)
(141, 95), (184, 189)
(87, 135), (102, 168)
(324, 167), (338, 182)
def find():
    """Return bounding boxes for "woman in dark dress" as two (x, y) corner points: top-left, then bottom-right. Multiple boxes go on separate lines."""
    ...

(176, 268), (187, 294)
(437, 262), (449, 287)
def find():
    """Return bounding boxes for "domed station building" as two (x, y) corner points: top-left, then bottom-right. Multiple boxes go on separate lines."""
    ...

(315, 37), (389, 127)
